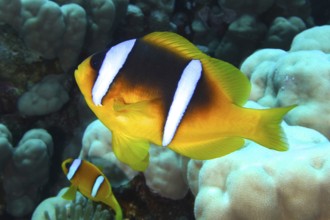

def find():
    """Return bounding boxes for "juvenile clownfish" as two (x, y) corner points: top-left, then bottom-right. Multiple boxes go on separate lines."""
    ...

(61, 158), (122, 220)
(74, 32), (294, 171)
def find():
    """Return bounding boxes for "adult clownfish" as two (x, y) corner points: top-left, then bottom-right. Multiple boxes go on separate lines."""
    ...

(62, 158), (122, 220)
(74, 32), (294, 171)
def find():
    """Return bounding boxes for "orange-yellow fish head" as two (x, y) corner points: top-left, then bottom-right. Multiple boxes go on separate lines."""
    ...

(74, 55), (97, 102)
(74, 53), (121, 130)
(62, 158), (74, 176)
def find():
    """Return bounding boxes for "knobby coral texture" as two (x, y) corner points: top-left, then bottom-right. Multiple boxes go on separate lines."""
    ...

(0, 0), (330, 219)
(0, 0), (128, 71)
(0, 124), (53, 217)
(241, 26), (330, 139)
(188, 101), (330, 220)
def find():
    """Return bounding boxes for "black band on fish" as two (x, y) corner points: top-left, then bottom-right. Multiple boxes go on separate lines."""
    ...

(162, 59), (202, 146)
(92, 39), (137, 106)
(118, 38), (191, 120)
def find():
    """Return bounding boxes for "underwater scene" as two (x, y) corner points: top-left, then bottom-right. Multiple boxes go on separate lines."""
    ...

(0, 0), (330, 219)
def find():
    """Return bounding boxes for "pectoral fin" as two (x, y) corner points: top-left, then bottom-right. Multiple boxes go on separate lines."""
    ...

(62, 185), (77, 200)
(112, 132), (150, 171)
(113, 97), (151, 112)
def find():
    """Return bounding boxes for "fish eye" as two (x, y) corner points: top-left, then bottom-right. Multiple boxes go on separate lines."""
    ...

(65, 162), (72, 170)
(90, 51), (107, 71)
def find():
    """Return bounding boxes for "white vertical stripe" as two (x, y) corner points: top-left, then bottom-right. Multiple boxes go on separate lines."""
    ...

(92, 39), (136, 105)
(162, 59), (202, 146)
(91, 175), (104, 197)
(67, 159), (82, 180)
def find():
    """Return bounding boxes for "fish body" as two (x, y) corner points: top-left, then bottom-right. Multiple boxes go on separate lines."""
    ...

(62, 158), (122, 220)
(75, 32), (294, 171)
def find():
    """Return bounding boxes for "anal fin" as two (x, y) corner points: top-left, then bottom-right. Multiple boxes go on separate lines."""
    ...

(171, 137), (245, 160)
(112, 132), (150, 171)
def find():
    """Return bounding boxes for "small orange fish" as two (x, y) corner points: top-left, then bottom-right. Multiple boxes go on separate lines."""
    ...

(62, 158), (122, 220)
(74, 32), (294, 171)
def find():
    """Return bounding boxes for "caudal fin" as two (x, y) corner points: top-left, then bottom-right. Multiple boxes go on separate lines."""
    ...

(104, 194), (123, 220)
(252, 105), (295, 151)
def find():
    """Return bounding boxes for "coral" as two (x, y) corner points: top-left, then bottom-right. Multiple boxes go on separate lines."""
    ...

(148, 10), (171, 31)
(144, 144), (189, 200)
(0, 82), (21, 114)
(119, 0), (174, 37)
(218, 0), (275, 15)
(0, 124), (13, 171)
(0, 0), (128, 71)
(31, 188), (70, 220)
(188, 101), (330, 220)
(191, 4), (232, 45)
(32, 188), (111, 220)
(167, 0), (312, 66)
(80, 120), (138, 187)
(85, 0), (116, 53)
(214, 14), (267, 66)
(0, 0), (22, 29)
(2, 127), (53, 217)
(120, 4), (144, 37)
(57, 3), (87, 71)
(262, 16), (306, 49)
(17, 74), (70, 116)
(276, 0), (311, 19)
(134, 0), (175, 14)
(0, 23), (61, 92)
(20, 0), (66, 59)
(240, 25), (330, 138)
(218, 0), (310, 20)
(80, 120), (189, 199)
(290, 25), (330, 53)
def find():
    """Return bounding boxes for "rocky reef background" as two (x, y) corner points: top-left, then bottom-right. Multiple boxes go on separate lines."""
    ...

(0, 0), (330, 219)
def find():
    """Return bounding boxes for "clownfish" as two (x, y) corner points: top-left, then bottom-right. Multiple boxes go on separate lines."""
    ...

(74, 32), (294, 171)
(61, 158), (122, 220)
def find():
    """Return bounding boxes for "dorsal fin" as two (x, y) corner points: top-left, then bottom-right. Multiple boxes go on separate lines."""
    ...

(142, 32), (251, 105)
(201, 57), (251, 105)
(142, 32), (204, 60)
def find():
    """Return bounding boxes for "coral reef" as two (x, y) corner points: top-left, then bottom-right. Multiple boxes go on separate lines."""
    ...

(118, 0), (175, 39)
(1, 124), (53, 217)
(79, 120), (138, 187)
(0, 0), (128, 71)
(165, 0), (313, 66)
(188, 101), (330, 219)
(80, 120), (189, 199)
(290, 25), (330, 52)
(17, 74), (70, 116)
(214, 14), (267, 66)
(144, 144), (189, 200)
(0, 23), (62, 114)
(214, 0), (311, 65)
(241, 25), (330, 138)
(0, 124), (13, 171)
(32, 188), (111, 220)
(262, 16), (306, 49)
(1, 0), (330, 219)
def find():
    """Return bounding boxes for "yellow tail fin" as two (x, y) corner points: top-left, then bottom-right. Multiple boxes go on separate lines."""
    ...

(104, 194), (123, 220)
(252, 105), (295, 151)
